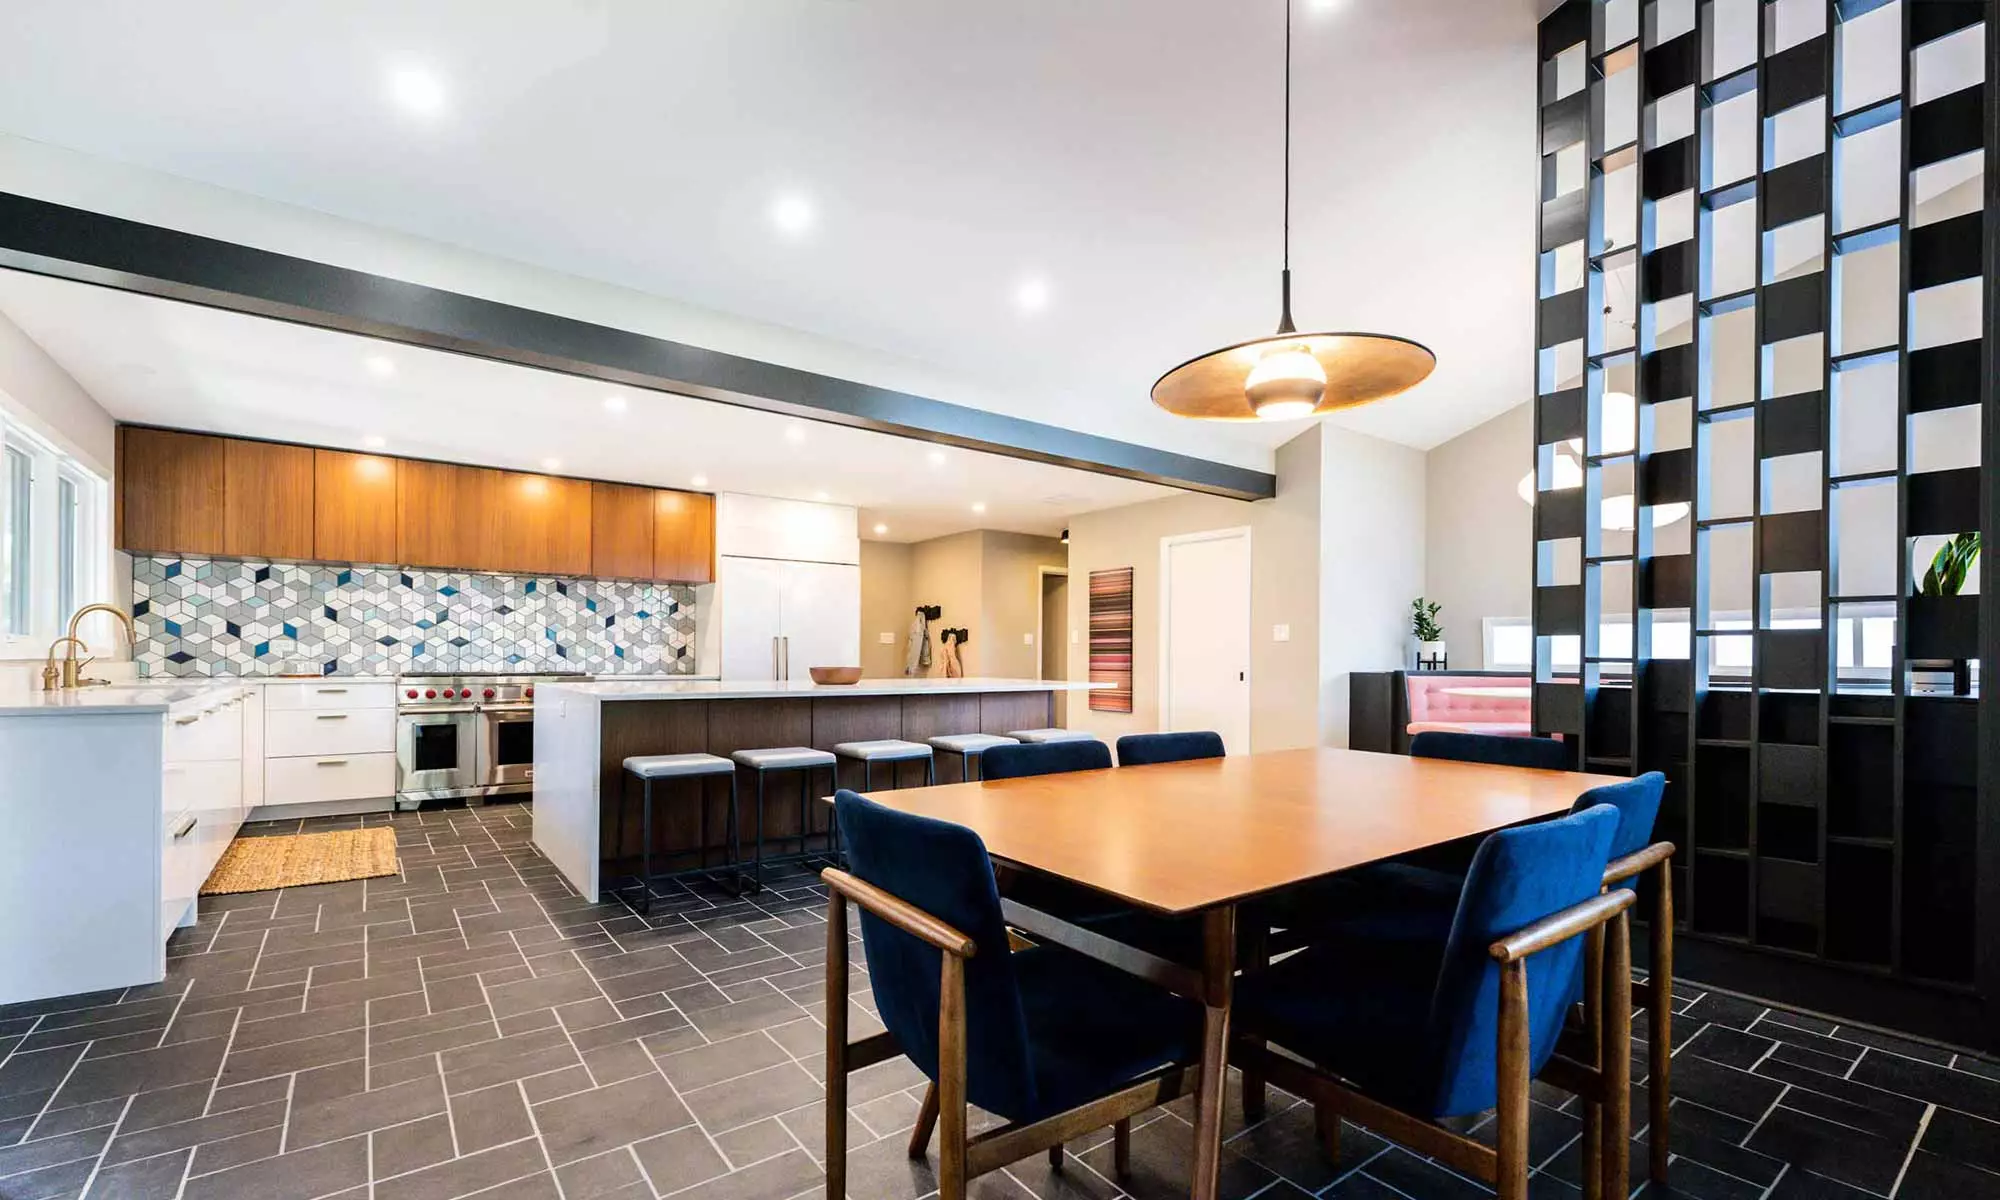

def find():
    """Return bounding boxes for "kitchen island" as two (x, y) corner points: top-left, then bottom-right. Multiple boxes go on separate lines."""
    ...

(532, 677), (1101, 901)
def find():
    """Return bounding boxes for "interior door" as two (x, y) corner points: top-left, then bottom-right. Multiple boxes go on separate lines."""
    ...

(780, 561), (862, 678)
(1162, 530), (1252, 753)
(719, 556), (789, 680)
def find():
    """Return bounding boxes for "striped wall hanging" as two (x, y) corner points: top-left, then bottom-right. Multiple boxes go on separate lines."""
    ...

(1088, 567), (1134, 713)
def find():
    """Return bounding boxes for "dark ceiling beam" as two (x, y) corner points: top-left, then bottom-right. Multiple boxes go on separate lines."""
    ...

(0, 191), (1277, 501)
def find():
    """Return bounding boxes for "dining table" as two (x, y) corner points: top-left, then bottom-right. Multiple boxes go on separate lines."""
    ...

(843, 744), (1624, 1200)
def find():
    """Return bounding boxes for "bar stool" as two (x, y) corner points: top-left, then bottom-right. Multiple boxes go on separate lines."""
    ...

(1006, 727), (1100, 745)
(730, 746), (839, 892)
(617, 753), (740, 914)
(833, 739), (937, 793)
(926, 733), (1018, 782)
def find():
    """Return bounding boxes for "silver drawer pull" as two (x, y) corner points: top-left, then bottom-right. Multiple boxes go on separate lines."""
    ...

(171, 815), (197, 839)
(316, 759), (349, 767)
(316, 688), (348, 694)
(315, 714), (349, 721)
(173, 715), (199, 726)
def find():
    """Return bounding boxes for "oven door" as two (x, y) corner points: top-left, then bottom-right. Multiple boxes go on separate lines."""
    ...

(478, 707), (536, 788)
(397, 708), (479, 798)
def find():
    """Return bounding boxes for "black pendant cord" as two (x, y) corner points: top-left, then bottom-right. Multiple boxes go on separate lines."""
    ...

(1276, 0), (1297, 335)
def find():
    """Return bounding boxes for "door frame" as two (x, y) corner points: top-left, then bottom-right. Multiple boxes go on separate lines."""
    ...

(1158, 526), (1253, 751)
(1034, 566), (1070, 681)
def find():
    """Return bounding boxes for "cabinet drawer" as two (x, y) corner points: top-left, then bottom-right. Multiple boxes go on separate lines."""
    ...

(265, 752), (398, 806)
(265, 708), (396, 758)
(164, 695), (246, 763)
(264, 682), (394, 711)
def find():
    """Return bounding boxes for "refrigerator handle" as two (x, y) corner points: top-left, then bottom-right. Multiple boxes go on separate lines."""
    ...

(781, 636), (791, 680)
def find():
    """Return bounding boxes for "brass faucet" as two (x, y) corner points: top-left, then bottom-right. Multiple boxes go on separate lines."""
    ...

(40, 636), (88, 691)
(54, 603), (139, 689)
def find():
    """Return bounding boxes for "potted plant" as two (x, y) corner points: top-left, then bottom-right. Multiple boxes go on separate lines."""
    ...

(1909, 533), (1980, 694)
(1411, 598), (1445, 669)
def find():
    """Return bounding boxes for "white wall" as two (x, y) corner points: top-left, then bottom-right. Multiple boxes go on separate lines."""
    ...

(1320, 424), (1428, 746)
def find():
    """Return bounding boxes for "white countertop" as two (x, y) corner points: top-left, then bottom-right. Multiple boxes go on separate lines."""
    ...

(0, 681), (249, 717)
(541, 677), (1102, 702)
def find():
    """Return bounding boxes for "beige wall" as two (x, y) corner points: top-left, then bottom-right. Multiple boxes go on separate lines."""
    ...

(1423, 402), (1532, 669)
(857, 540), (913, 677)
(908, 531), (984, 674)
(977, 531), (1068, 680)
(1320, 423), (1428, 745)
(1065, 426), (1328, 751)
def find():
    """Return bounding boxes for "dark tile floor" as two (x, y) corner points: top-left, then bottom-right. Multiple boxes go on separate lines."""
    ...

(1, 802), (1996, 1200)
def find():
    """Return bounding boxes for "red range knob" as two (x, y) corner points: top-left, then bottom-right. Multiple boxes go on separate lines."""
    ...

(406, 689), (417, 699)
(455, 688), (468, 698)
(425, 689), (437, 699)
(483, 688), (496, 699)
(525, 687), (535, 698)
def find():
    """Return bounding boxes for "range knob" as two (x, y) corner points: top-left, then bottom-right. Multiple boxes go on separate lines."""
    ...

(525, 686), (536, 698)
(424, 689), (437, 699)
(406, 689), (418, 699)
(483, 688), (496, 699)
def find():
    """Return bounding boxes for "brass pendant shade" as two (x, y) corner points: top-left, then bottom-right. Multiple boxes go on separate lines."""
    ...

(1154, 0), (1434, 422)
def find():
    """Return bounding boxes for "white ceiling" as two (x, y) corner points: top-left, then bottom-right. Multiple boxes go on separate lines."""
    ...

(0, 0), (1540, 456)
(0, 268), (1176, 543)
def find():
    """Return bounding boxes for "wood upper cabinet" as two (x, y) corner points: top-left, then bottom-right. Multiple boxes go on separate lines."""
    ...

(654, 489), (716, 583)
(397, 459), (499, 571)
(314, 450), (399, 564)
(497, 472), (593, 577)
(222, 439), (315, 561)
(590, 481), (655, 580)
(118, 427), (227, 556)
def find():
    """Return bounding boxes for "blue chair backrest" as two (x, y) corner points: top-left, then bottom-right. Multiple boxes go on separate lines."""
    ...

(1569, 772), (1665, 889)
(981, 739), (1113, 780)
(1116, 731), (1225, 767)
(833, 790), (1041, 1118)
(1421, 803), (1618, 1118)
(1410, 730), (1568, 771)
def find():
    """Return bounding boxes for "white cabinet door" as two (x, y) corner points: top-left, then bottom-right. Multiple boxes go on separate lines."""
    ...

(718, 556), (789, 681)
(241, 686), (265, 814)
(781, 561), (861, 677)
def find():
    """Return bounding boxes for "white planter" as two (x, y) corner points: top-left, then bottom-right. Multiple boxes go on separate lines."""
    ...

(1417, 639), (1446, 666)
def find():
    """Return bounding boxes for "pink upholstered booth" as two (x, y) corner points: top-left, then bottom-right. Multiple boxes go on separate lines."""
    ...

(1405, 675), (1534, 737)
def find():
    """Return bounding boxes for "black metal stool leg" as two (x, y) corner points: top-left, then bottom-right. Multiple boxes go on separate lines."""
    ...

(752, 768), (766, 893)
(826, 765), (842, 866)
(615, 772), (631, 898)
(799, 766), (812, 858)
(636, 778), (655, 916)
(926, 755), (936, 786)
(726, 771), (744, 896)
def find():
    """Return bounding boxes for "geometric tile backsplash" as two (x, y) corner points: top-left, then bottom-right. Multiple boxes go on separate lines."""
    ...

(132, 558), (699, 678)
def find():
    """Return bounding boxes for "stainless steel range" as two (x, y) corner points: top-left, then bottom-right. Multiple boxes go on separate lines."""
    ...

(395, 672), (589, 809)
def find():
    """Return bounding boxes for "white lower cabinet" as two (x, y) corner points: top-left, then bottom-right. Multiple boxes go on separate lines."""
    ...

(265, 752), (398, 805)
(159, 691), (249, 940)
(259, 681), (398, 813)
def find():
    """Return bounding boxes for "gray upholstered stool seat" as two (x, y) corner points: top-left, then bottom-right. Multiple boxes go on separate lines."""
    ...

(1007, 727), (1099, 744)
(926, 733), (1018, 755)
(832, 739), (935, 762)
(731, 746), (837, 770)
(622, 753), (735, 780)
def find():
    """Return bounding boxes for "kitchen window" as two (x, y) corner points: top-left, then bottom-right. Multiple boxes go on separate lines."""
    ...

(0, 417), (109, 654)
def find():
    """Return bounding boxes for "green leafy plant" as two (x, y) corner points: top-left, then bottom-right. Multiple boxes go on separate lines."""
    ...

(1916, 532), (1981, 598)
(1410, 598), (1444, 642)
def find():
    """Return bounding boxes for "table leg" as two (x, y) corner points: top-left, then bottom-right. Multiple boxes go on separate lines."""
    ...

(1190, 904), (1237, 1200)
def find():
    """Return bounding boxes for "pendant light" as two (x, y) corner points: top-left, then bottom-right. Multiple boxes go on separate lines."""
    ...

(1152, 0), (1436, 421)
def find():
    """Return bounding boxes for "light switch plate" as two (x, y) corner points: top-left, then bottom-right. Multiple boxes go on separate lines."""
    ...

(1071, 629), (1080, 644)
(1272, 624), (1291, 643)
(1023, 632), (1035, 645)
(878, 632), (896, 645)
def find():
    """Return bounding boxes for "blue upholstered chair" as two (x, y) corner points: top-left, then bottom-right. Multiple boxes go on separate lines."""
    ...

(1233, 804), (1636, 1200)
(1115, 730), (1225, 767)
(1409, 729), (1568, 770)
(979, 738), (1113, 780)
(822, 791), (1198, 1198)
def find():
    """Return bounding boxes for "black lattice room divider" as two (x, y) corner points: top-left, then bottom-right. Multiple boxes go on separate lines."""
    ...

(1533, 0), (1997, 1044)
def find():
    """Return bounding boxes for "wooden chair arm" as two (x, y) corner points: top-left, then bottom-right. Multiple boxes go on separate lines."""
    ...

(822, 868), (978, 958)
(1489, 889), (1635, 963)
(1603, 841), (1675, 887)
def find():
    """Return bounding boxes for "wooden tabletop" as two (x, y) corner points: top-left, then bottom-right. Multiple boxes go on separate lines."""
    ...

(853, 747), (1622, 916)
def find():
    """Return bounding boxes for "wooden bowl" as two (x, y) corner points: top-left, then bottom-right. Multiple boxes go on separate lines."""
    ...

(809, 666), (864, 685)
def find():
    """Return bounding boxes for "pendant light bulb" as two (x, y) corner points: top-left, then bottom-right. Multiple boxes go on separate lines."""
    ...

(1244, 344), (1326, 419)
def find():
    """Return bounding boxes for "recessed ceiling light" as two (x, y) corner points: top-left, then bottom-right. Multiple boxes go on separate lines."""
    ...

(387, 66), (448, 118)
(363, 435), (387, 449)
(541, 458), (562, 472)
(603, 395), (628, 413)
(770, 194), (816, 237)
(971, 501), (987, 514)
(927, 449), (947, 467)
(784, 423), (807, 444)
(813, 491), (830, 502)
(690, 474), (709, 488)
(364, 355), (396, 378)
(1015, 278), (1051, 313)
(873, 523), (889, 535)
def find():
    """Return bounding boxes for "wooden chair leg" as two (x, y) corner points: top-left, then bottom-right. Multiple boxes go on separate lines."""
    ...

(1648, 863), (1673, 1184)
(1602, 912), (1634, 1200)
(908, 1084), (938, 1160)
(1113, 1118), (1132, 1178)
(824, 890), (849, 1198)
(938, 954), (969, 1200)
(1314, 1103), (1341, 1161)
(1495, 959), (1530, 1200)
(1581, 925), (1605, 1200)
